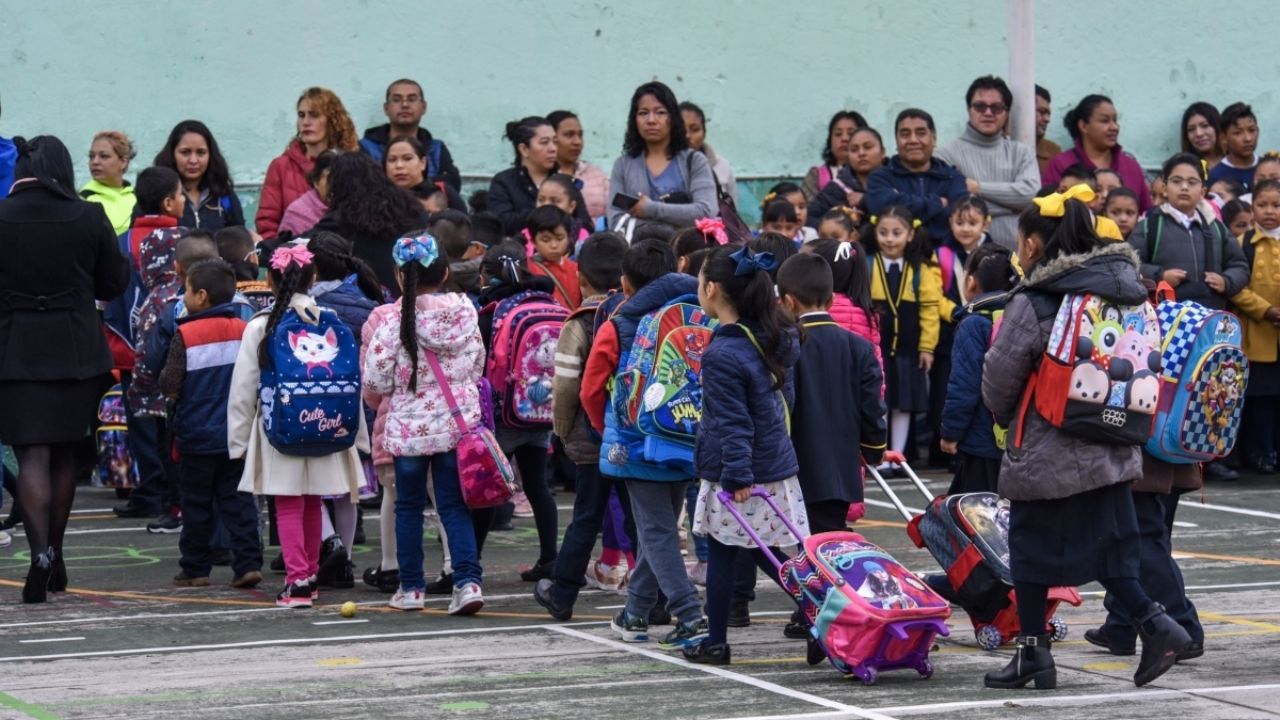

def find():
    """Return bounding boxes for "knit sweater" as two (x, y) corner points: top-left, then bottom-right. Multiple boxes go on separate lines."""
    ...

(936, 124), (1039, 251)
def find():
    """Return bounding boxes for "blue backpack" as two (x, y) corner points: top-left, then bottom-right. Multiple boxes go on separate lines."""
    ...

(259, 306), (362, 456)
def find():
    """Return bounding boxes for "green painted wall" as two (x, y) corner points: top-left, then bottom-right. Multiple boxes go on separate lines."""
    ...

(2, 1), (1272, 226)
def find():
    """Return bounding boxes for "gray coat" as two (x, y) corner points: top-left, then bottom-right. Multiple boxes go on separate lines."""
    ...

(606, 148), (718, 229)
(982, 242), (1146, 501)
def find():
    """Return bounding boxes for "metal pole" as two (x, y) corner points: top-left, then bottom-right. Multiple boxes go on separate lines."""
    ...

(1008, 0), (1036, 147)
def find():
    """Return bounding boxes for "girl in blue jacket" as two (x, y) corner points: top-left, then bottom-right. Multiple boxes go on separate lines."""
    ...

(684, 244), (809, 666)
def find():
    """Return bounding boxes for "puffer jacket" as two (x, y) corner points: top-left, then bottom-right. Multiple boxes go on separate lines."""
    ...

(941, 291), (1007, 459)
(256, 141), (314, 239)
(828, 293), (883, 396)
(362, 293), (485, 458)
(982, 242), (1146, 501)
(362, 302), (397, 468)
(695, 321), (801, 491)
(312, 277), (379, 342)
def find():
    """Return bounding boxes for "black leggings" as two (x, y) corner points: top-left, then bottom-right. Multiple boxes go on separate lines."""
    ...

(1016, 577), (1149, 636)
(511, 443), (558, 565)
(14, 443), (78, 560)
(707, 537), (793, 645)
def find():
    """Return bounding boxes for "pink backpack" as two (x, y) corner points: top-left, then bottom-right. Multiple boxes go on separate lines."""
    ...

(424, 351), (514, 509)
(483, 291), (569, 430)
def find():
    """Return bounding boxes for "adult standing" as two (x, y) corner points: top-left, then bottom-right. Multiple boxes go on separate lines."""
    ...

(1042, 94), (1152, 212)
(256, 87), (358, 239)
(801, 111), (866, 201)
(1181, 102), (1223, 172)
(548, 110), (610, 221)
(681, 102), (737, 205)
(80, 131), (137, 235)
(807, 126), (886, 227)
(606, 81), (718, 232)
(1034, 86), (1061, 176)
(0, 136), (130, 603)
(489, 116), (559, 236)
(865, 109), (969, 243)
(937, 76), (1039, 250)
(153, 120), (245, 231)
(381, 135), (466, 213)
(359, 78), (461, 191)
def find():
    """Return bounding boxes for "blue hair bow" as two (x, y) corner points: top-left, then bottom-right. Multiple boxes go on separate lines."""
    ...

(392, 233), (440, 269)
(729, 245), (777, 277)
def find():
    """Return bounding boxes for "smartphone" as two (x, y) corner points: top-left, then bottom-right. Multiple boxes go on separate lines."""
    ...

(612, 192), (641, 211)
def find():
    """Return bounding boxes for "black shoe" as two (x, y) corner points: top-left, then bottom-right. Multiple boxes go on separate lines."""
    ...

(210, 549), (233, 567)
(983, 635), (1056, 690)
(23, 550), (54, 604)
(682, 640), (731, 665)
(727, 601), (750, 628)
(322, 561), (355, 589)
(0, 512), (20, 530)
(353, 512), (366, 546)
(1084, 626), (1136, 656)
(47, 548), (67, 593)
(270, 553), (285, 574)
(519, 559), (554, 583)
(113, 501), (155, 519)
(784, 621), (809, 640)
(490, 521), (515, 532)
(424, 572), (453, 595)
(1177, 640), (1204, 662)
(362, 565), (400, 593)
(1203, 462), (1239, 482)
(146, 513), (182, 534)
(534, 579), (573, 622)
(1134, 603), (1192, 687)
(358, 488), (382, 511)
(647, 605), (672, 627)
(806, 637), (827, 665)
(315, 536), (348, 587)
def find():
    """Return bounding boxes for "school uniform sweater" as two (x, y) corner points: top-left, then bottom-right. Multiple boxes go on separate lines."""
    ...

(1129, 204), (1250, 310)
(1207, 155), (1258, 192)
(868, 254), (942, 357)
(936, 125), (1039, 250)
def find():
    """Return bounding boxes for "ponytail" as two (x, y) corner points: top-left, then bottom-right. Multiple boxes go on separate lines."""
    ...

(701, 245), (796, 391)
(390, 232), (450, 393)
(399, 262), (421, 392)
(257, 246), (317, 369)
(1018, 196), (1099, 266)
(481, 239), (528, 286)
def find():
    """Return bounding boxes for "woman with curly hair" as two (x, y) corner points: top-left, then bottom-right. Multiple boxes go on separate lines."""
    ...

(307, 152), (428, 296)
(255, 87), (359, 239)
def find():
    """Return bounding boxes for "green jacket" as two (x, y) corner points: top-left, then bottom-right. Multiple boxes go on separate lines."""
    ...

(80, 179), (136, 235)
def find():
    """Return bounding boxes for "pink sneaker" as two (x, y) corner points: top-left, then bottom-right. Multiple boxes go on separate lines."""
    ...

(512, 491), (534, 519)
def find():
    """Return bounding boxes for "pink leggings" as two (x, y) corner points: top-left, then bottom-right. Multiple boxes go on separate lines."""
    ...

(276, 495), (322, 584)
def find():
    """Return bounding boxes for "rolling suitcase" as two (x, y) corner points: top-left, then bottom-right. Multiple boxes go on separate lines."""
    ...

(717, 487), (950, 685)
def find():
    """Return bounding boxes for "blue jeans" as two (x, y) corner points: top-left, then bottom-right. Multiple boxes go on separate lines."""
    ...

(394, 452), (481, 590)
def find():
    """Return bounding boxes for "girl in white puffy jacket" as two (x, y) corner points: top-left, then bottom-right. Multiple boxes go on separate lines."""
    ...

(362, 232), (486, 616)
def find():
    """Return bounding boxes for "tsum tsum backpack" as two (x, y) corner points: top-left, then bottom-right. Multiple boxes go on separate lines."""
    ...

(1019, 293), (1162, 446)
(1146, 285), (1248, 463)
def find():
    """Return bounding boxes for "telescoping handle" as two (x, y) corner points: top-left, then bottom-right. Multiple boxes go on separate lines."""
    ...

(715, 486), (807, 573)
(864, 451), (936, 522)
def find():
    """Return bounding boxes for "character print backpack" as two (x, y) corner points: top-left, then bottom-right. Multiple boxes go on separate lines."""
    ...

(1018, 293), (1162, 446)
(1146, 284), (1248, 463)
(95, 384), (137, 488)
(609, 294), (717, 474)
(259, 305), (362, 456)
(483, 291), (569, 430)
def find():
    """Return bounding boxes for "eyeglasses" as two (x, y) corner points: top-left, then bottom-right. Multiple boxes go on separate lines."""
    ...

(971, 102), (1009, 116)
(1167, 176), (1203, 188)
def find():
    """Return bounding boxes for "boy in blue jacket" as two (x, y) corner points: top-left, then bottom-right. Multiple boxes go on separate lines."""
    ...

(158, 259), (263, 588)
(938, 244), (1018, 494)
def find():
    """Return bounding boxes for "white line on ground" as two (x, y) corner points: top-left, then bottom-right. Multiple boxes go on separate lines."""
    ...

(546, 625), (899, 720)
(18, 637), (86, 644)
(69, 508), (113, 514)
(311, 619), (368, 626)
(1179, 498), (1280, 521)
(0, 606), (290, 629)
(1171, 521), (1198, 528)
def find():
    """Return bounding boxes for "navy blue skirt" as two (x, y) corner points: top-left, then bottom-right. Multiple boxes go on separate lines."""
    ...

(1009, 481), (1141, 587)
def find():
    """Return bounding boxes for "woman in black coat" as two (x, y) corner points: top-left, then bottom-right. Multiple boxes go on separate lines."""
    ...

(0, 136), (130, 603)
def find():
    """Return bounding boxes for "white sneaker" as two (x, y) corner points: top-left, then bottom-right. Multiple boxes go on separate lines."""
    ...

(584, 560), (627, 592)
(448, 582), (484, 616)
(687, 560), (707, 587)
(0, 530), (10, 549)
(512, 491), (534, 519)
(389, 587), (425, 611)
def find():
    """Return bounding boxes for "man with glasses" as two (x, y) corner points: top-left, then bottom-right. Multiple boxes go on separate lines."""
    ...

(937, 75), (1039, 250)
(359, 78), (461, 191)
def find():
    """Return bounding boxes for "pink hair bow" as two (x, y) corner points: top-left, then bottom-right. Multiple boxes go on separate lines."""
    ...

(270, 244), (314, 272)
(696, 217), (729, 245)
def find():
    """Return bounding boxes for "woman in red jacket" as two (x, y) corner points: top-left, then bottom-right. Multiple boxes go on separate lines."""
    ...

(255, 87), (358, 239)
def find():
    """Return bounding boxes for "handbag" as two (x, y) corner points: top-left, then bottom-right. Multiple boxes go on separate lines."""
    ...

(423, 350), (516, 509)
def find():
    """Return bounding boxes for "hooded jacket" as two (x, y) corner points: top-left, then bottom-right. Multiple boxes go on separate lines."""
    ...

(362, 293), (485, 458)
(127, 225), (189, 417)
(864, 156), (970, 242)
(255, 141), (314, 239)
(80, 179), (137, 236)
(982, 242), (1147, 501)
(279, 189), (327, 239)
(360, 124), (460, 191)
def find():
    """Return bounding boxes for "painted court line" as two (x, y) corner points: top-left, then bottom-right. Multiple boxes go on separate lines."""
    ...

(0, 606), (288, 629)
(311, 619), (369, 626)
(18, 637), (86, 644)
(1180, 498), (1280, 521)
(546, 625), (899, 720)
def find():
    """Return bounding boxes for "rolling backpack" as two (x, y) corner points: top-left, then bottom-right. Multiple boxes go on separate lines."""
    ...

(607, 294), (717, 474)
(483, 291), (569, 430)
(259, 305), (362, 456)
(1015, 292), (1162, 447)
(1146, 285), (1248, 463)
(95, 384), (137, 488)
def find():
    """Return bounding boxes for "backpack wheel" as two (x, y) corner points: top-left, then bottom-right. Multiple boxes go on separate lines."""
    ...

(1050, 616), (1069, 641)
(917, 659), (934, 679)
(859, 666), (878, 686)
(976, 624), (1004, 651)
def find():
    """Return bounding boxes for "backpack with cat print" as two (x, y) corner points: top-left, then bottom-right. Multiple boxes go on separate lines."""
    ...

(1015, 293), (1162, 447)
(260, 305), (362, 456)
(1146, 283), (1248, 463)
(609, 293), (717, 474)
(484, 290), (569, 430)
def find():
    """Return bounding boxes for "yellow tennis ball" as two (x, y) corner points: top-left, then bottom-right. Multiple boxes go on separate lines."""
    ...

(340, 601), (357, 618)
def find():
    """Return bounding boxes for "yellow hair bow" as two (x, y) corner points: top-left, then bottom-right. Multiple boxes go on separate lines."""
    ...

(912, 219), (922, 229)
(1095, 215), (1123, 241)
(1264, 150), (1280, 159)
(760, 191), (778, 208)
(1033, 183), (1096, 218)
(869, 215), (878, 225)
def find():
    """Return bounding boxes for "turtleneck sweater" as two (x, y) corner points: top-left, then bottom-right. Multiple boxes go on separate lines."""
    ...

(936, 124), (1040, 250)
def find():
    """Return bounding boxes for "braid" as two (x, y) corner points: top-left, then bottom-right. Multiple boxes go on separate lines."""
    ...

(399, 263), (420, 392)
(258, 266), (302, 369)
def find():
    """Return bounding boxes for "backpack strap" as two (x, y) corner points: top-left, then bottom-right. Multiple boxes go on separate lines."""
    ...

(423, 350), (471, 435)
(1146, 213), (1165, 261)
(738, 324), (791, 434)
(530, 259), (571, 307)
(936, 246), (956, 294)
(818, 165), (832, 189)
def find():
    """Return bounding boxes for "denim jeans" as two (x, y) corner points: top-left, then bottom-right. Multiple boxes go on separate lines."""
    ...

(394, 452), (480, 590)
(177, 454), (261, 577)
(623, 478), (702, 625)
(549, 464), (636, 607)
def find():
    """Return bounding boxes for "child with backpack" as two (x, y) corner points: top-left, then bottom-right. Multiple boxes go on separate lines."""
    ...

(1230, 178), (1280, 472)
(157, 259), (263, 588)
(525, 205), (582, 310)
(227, 243), (369, 608)
(477, 239), (564, 581)
(682, 244), (808, 666)
(535, 231), (638, 619)
(938, 244), (1018, 494)
(581, 239), (709, 647)
(981, 185), (1191, 690)
(865, 205), (942, 472)
(361, 232), (488, 615)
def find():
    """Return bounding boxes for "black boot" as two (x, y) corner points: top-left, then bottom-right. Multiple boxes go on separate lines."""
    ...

(47, 547), (67, 593)
(23, 549), (53, 604)
(983, 634), (1056, 690)
(1134, 603), (1192, 687)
